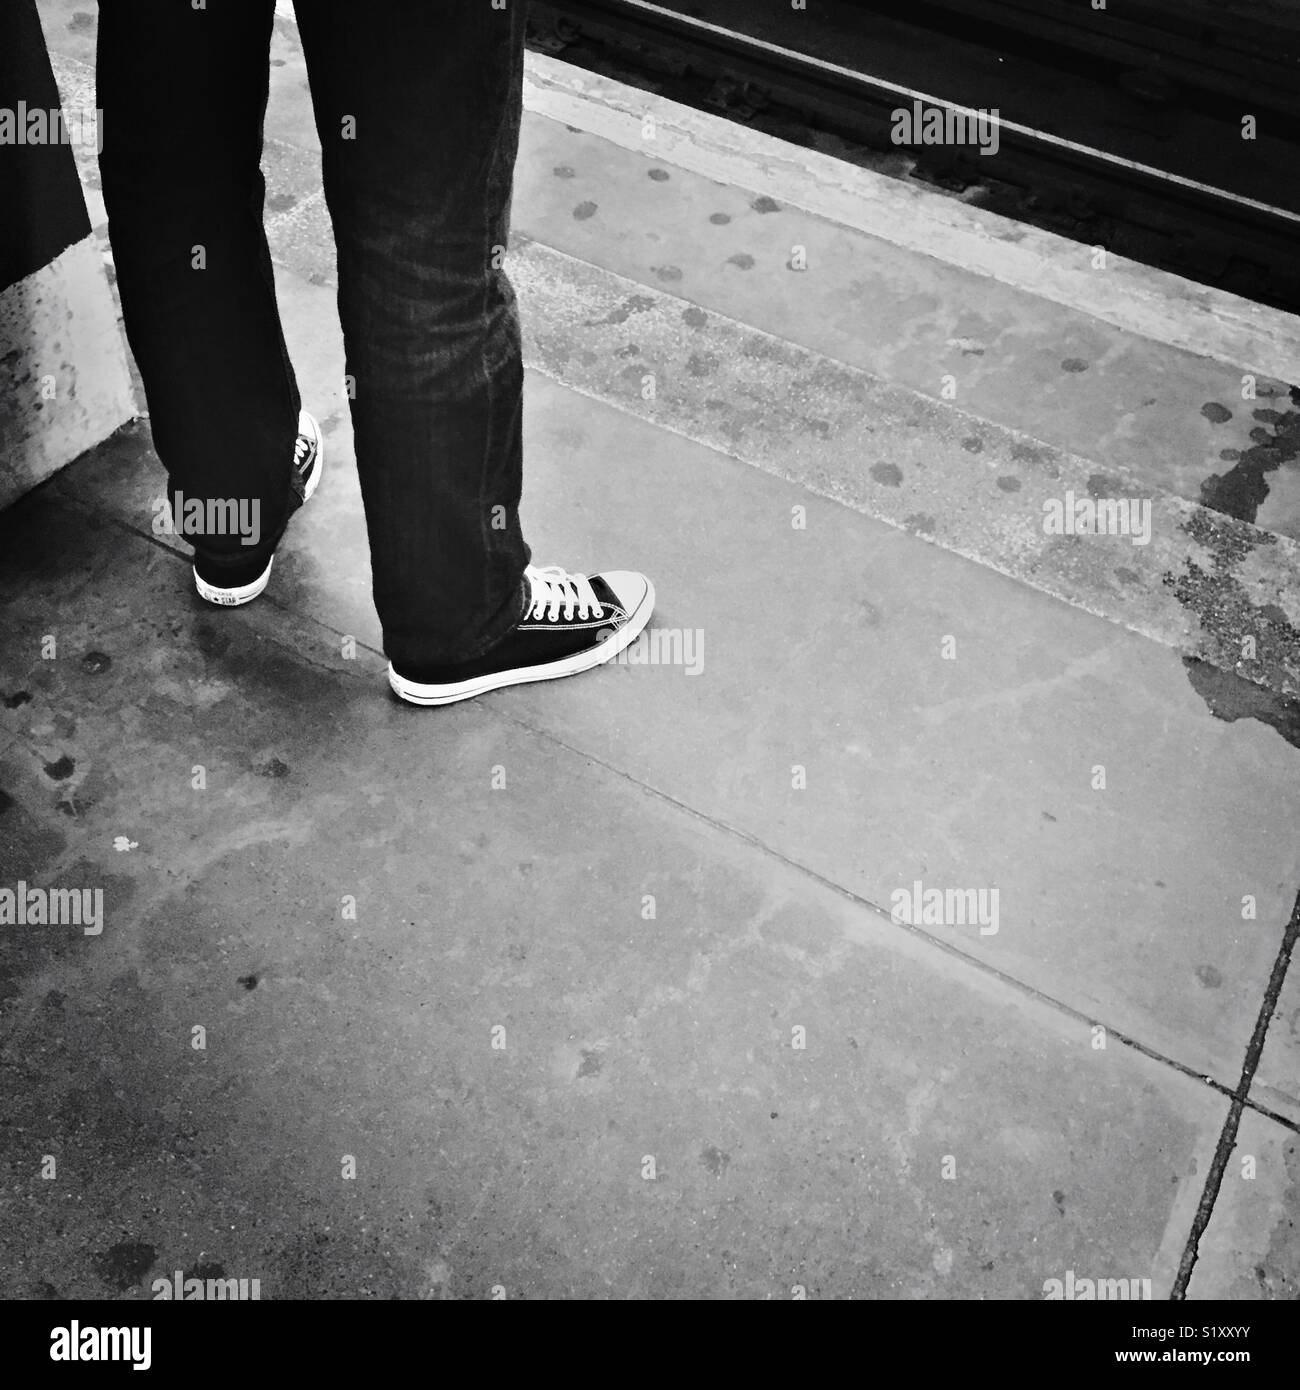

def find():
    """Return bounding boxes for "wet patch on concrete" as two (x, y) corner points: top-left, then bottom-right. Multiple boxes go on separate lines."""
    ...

(194, 623), (231, 658)
(682, 306), (708, 329)
(709, 212), (731, 225)
(583, 294), (656, 328)
(1086, 471), (1130, 498)
(996, 476), (1022, 492)
(572, 201), (597, 220)
(750, 196), (781, 214)
(1201, 402), (1233, 425)
(1182, 658), (1300, 751)
(701, 1145), (731, 1176)
(577, 1048), (603, 1077)
(647, 168), (670, 182)
(1198, 387), (1300, 526)
(1061, 358), (1089, 373)
(42, 754), (75, 781)
(870, 463), (903, 488)
(726, 253), (755, 270)
(91, 1240), (156, 1292)
(652, 265), (684, 283)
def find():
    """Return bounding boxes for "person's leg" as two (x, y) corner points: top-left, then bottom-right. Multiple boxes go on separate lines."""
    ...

(96, 0), (303, 582)
(293, 0), (530, 670)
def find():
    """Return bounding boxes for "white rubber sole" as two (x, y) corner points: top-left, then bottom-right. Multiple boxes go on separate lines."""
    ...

(389, 575), (656, 706)
(194, 556), (276, 606)
(193, 410), (323, 607)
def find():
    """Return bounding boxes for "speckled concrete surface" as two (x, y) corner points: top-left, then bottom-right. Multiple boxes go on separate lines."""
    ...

(0, 492), (1229, 1298)
(510, 113), (1300, 542)
(3, 0), (1296, 1301)
(3, 355), (1297, 1297)
(40, 353), (1300, 1095)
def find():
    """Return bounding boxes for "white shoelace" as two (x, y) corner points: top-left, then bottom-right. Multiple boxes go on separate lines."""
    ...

(526, 565), (602, 622)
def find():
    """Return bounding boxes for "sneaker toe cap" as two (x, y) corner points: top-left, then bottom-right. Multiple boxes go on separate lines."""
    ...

(596, 569), (653, 620)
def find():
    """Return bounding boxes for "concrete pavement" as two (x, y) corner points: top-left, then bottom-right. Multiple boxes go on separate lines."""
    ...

(0, 0), (1296, 1299)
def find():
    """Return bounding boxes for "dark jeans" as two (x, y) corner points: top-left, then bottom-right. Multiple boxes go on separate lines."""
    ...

(96, 0), (531, 668)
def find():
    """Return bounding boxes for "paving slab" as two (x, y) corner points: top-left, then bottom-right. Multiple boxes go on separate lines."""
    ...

(509, 375), (1300, 1090)
(510, 110), (1300, 541)
(0, 495), (1226, 1299)
(1186, 1108), (1300, 1299)
(17, 0), (1300, 1300)
(39, 322), (1300, 1094)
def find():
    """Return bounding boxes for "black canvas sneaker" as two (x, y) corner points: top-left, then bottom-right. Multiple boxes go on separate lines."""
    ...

(388, 564), (655, 706)
(193, 409), (323, 606)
